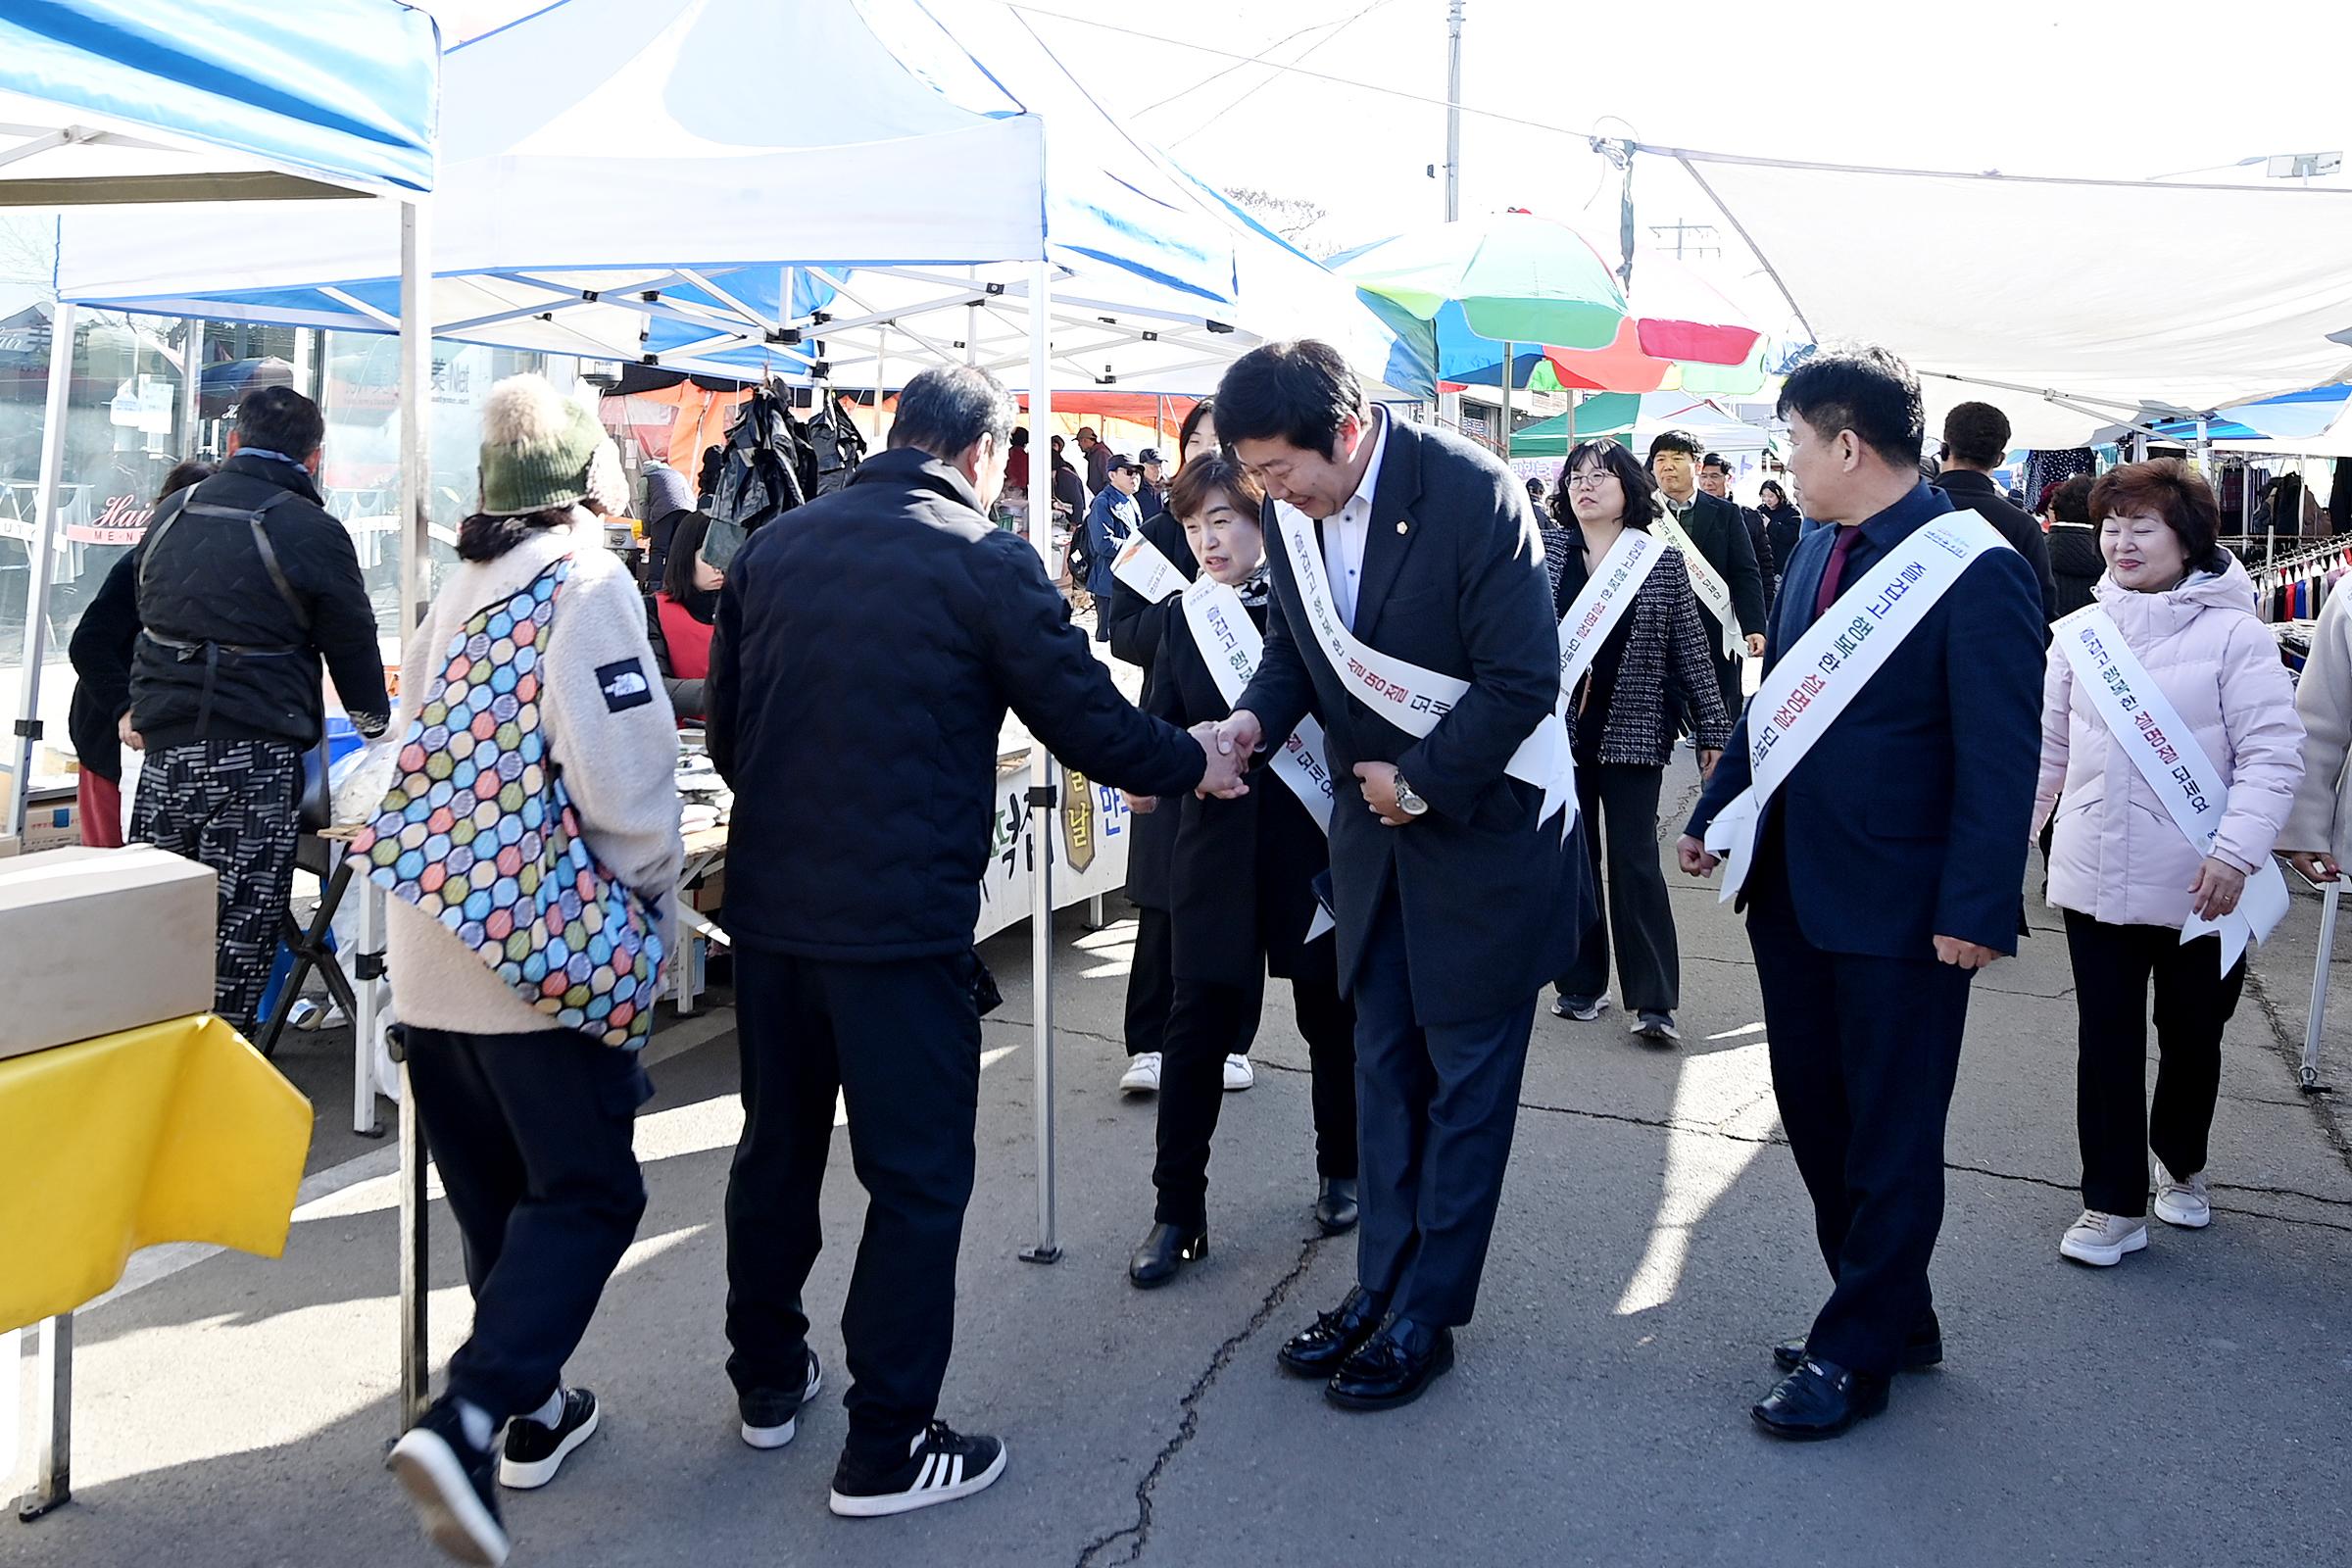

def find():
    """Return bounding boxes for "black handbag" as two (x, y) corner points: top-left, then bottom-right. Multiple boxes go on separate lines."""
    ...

(299, 739), (333, 832)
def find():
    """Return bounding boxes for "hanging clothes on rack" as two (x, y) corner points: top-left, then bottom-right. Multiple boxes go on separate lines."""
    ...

(2245, 532), (2352, 624)
(2023, 449), (2097, 515)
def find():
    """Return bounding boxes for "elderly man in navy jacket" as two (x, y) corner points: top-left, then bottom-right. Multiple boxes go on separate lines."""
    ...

(1209, 340), (1587, 1412)
(1679, 344), (2043, 1442)
(709, 366), (1245, 1518)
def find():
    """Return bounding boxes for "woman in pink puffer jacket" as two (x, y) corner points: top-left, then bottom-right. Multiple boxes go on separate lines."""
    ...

(2033, 460), (2303, 1270)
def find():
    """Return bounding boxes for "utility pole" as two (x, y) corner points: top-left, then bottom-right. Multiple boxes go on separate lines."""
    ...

(1648, 220), (1720, 261)
(1444, 0), (1463, 221)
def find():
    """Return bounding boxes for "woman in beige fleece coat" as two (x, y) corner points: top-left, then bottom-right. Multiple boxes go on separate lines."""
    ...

(387, 376), (682, 1568)
(2281, 583), (2352, 889)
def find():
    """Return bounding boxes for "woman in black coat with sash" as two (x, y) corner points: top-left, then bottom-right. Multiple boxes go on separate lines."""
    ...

(1128, 455), (1358, 1288)
(1544, 439), (1732, 1047)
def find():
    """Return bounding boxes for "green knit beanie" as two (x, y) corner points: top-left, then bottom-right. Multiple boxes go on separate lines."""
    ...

(478, 374), (605, 514)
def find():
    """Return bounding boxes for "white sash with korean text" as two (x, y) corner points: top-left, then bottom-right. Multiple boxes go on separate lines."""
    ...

(1653, 507), (1741, 662)
(1275, 506), (1574, 829)
(1181, 574), (1340, 939)
(1111, 528), (1186, 604)
(2053, 605), (2289, 971)
(1555, 526), (1666, 704)
(1702, 511), (2010, 902)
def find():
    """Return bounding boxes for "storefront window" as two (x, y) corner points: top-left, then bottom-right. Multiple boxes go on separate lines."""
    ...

(1, 224), (574, 826)
(1, 213), (202, 810)
(318, 332), (553, 625)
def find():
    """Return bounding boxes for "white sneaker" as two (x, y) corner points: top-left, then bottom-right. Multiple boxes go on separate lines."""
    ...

(2152, 1161), (2212, 1229)
(2059, 1209), (2148, 1266)
(1222, 1054), (1255, 1092)
(1119, 1053), (1162, 1096)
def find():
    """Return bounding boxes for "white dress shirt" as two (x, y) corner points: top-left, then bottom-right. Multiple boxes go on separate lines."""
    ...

(1324, 407), (1391, 631)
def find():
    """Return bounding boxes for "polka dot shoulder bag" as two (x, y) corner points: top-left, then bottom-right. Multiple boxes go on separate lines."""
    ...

(349, 558), (664, 1046)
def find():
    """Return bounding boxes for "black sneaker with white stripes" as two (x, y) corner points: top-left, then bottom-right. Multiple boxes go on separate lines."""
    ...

(739, 1348), (824, 1450)
(828, 1420), (1006, 1518)
(388, 1399), (510, 1567)
(499, 1388), (600, 1490)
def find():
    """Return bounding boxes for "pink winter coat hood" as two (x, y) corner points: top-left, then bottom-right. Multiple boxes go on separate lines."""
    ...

(2034, 557), (2304, 930)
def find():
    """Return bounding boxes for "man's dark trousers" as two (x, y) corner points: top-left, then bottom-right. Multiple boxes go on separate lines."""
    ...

(725, 946), (981, 1467)
(1744, 847), (1971, 1378)
(403, 1025), (651, 1419)
(1351, 882), (1539, 1326)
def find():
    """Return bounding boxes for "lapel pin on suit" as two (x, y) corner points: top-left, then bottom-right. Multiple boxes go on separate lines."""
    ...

(1395, 519), (1409, 535)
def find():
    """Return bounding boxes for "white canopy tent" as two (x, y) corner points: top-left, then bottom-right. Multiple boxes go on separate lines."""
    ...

(53, 0), (1429, 400)
(1642, 146), (2352, 449)
(50, 0), (1425, 1300)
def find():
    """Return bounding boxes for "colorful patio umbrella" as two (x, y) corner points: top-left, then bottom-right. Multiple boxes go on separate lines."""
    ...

(1333, 213), (1631, 350)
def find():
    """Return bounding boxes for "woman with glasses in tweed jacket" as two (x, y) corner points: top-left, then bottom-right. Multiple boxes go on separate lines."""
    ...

(1540, 439), (1732, 1047)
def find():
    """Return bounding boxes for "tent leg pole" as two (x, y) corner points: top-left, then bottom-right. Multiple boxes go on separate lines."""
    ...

(394, 200), (433, 1436)
(178, 319), (202, 459)
(1020, 754), (1059, 1265)
(6, 297), (74, 843)
(2305, 880), (2338, 1093)
(1020, 259), (1060, 1265)
(399, 199), (432, 639)
(13, 1314), (71, 1520)
(398, 1040), (430, 1426)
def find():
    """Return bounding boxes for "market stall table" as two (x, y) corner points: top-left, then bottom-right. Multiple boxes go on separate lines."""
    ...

(2, 1015), (312, 1519)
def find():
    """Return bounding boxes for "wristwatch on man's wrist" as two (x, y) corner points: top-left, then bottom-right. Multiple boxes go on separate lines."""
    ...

(1394, 774), (1430, 817)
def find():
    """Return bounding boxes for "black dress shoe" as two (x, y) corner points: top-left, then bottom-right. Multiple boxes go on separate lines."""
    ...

(1326, 1317), (1454, 1411)
(1750, 1357), (1889, 1441)
(1771, 1314), (1942, 1374)
(1276, 1285), (1386, 1379)
(1313, 1177), (1359, 1236)
(1127, 1223), (1206, 1289)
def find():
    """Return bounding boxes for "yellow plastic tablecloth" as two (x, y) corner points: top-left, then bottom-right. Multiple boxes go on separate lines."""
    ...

(0, 1014), (313, 1334)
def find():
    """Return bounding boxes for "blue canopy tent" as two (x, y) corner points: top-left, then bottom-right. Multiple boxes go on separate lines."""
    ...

(0, 0), (438, 1523)
(3, 0), (441, 837)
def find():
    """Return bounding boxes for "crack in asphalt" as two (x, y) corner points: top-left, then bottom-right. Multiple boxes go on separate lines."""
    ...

(2242, 963), (2352, 1183)
(1510, 1095), (2352, 1227)
(1072, 1233), (1332, 1568)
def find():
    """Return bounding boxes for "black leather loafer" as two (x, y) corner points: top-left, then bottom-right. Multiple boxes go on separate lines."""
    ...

(1313, 1177), (1359, 1236)
(1326, 1318), (1454, 1411)
(1772, 1315), (1942, 1374)
(1127, 1223), (1206, 1289)
(1750, 1357), (1889, 1441)
(1276, 1285), (1386, 1379)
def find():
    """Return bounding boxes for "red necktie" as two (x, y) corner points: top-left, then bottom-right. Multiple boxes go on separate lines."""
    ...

(1814, 525), (1862, 618)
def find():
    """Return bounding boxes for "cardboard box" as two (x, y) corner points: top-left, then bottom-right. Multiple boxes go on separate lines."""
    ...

(0, 845), (218, 1061)
(18, 793), (79, 856)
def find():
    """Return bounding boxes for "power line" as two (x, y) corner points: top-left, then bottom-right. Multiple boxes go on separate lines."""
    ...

(1134, 5), (1380, 120)
(1004, 3), (1594, 143)
(1167, 0), (1397, 149)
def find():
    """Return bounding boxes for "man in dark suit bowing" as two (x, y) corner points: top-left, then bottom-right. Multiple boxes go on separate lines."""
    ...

(1207, 340), (1587, 1411)
(1651, 429), (1767, 727)
(1678, 344), (2043, 1441)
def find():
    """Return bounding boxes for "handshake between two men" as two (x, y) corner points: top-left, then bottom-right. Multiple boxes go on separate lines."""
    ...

(1127, 709), (1422, 829)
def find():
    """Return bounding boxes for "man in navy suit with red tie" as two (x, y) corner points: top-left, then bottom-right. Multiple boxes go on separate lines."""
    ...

(1680, 344), (2044, 1441)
